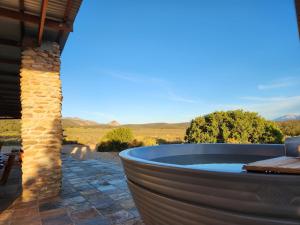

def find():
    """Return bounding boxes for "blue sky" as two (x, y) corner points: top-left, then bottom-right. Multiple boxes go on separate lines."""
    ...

(61, 0), (300, 124)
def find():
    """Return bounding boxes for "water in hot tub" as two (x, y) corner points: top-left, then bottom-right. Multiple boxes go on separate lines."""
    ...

(153, 154), (272, 173)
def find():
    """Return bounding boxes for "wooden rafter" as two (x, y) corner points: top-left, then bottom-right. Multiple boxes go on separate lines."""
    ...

(0, 7), (72, 32)
(296, 0), (300, 38)
(38, 0), (48, 45)
(19, 0), (25, 43)
(0, 70), (18, 76)
(0, 58), (20, 65)
(0, 80), (20, 87)
(57, 0), (73, 45)
(0, 74), (19, 81)
(0, 38), (20, 47)
(0, 85), (20, 91)
(0, 96), (19, 100)
(0, 91), (20, 96)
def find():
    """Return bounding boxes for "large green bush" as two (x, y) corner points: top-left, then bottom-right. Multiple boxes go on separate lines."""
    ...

(104, 127), (134, 143)
(97, 127), (136, 152)
(185, 110), (284, 144)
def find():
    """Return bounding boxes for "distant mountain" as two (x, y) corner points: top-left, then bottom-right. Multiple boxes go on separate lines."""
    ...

(61, 117), (190, 129)
(108, 120), (120, 126)
(62, 117), (100, 127)
(123, 122), (190, 129)
(274, 114), (300, 121)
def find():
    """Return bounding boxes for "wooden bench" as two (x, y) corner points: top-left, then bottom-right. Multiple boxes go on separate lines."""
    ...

(244, 156), (300, 175)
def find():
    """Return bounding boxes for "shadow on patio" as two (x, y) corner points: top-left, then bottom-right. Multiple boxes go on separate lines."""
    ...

(0, 146), (144, 225)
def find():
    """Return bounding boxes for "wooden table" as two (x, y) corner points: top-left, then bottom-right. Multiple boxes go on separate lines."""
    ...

(244, 156), (300, 175)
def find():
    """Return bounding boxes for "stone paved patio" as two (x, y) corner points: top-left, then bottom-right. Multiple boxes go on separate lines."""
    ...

(0, 154), (144, 225)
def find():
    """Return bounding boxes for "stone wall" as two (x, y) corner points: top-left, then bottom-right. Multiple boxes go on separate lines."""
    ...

(20, 42), (62, 201)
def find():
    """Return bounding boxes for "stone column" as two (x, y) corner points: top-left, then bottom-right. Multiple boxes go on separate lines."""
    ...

(20, 42), (62, 201)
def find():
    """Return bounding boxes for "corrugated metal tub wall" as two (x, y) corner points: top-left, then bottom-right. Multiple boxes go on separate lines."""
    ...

(119, 144), (300, 225)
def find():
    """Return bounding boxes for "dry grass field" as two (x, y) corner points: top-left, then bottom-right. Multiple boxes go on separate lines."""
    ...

(63, 123), (188, 145)
(1, 118), (299, 146)
(0, 118), (188, 145)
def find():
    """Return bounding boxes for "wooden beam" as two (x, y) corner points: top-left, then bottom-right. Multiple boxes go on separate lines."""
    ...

(0, 86), (20, 91)
(0, 38), (21, 47)
(0, 87), (21, 91)
(0, 104), (20, 107)
(0, 111), (21, 116)
(0, 102), (19, 106)
(0, 58), (20, 65)
(0, 91), (20, 96)
(0, 75), (19, 82)
(0, 106), (20, 110)
(19, 0), (25, 43)
(0, 35), (36, 48)
(0, 70), (18, 76)
(0, 7), (72, 32)
(0, 114), (20, 118)
(0, 96), (19, 101)
(0, 114), (21, 117)
(38, 0), (48, 45)
(0, 81), (20, 86)
(0, 110), (20, 113)
(296, 0), (300, 38)
(0, 88), (19, 92)
(57, 0), (73, 45)
(0, 112), (21, 116)
(0, 84), (19, 88)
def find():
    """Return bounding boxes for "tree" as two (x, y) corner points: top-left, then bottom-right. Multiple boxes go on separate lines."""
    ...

(104, 127), (134, 143)
(97, 127), (135, 152)
(185, 110), (284, 144)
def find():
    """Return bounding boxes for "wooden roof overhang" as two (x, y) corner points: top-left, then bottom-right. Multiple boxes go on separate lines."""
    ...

(296, 0), (300, 37)
(0, 0), (82, 119)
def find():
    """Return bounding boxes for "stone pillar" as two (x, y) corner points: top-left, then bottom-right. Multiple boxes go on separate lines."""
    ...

(20, 42), (62, 201)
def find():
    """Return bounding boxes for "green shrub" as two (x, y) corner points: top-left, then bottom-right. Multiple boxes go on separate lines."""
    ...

(104, 127), (134, 143)
(277, 120), (300, 137)
(185, 110), (284, 144)
(141, 137), (157, 146)
(97, 140), (130, 152)
(97, 127), (136, 152)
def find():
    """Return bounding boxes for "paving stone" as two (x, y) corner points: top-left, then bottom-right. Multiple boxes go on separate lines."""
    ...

(128, 208), (140, 218)
(98, 203), (123, 215)
(0, 210), (13, 225)
(62, 196), (86, 206)
(80, 189), (100, 196)
(12, 200), (38, 209)
(39, 202), (63, 212)
(13, 206), (39, 219)
(109, 192), (129, 201)
(11, 216), (42, 225)
(40, 208), (73, 225)
(75, 216), (111, 225)
(120, 199), (136, 210)
(70, 207), (101, 222)
(119, 218), (145, 225)
(0, 154), (143, 225)
(67, 201), (93, 213)
(93, 198), (115, 210)
(97, 185), (116, 192)
(107, 210), (135, 224)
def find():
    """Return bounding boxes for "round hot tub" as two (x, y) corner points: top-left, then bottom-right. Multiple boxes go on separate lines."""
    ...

(119, 144), (300, 225)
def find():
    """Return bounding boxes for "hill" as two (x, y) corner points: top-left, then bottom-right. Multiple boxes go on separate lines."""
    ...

(1, 117), (299, 145)
(275, 114), (300, 121)
(123, 122), (189, 129)
(62, 117), (101, 127)
(108, 120), (120, 127)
